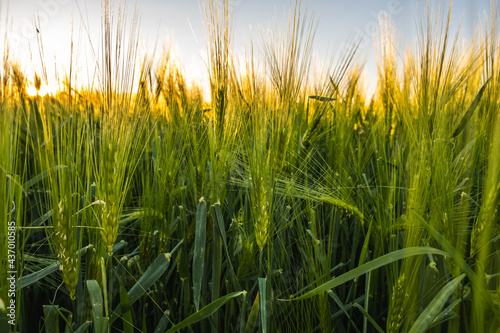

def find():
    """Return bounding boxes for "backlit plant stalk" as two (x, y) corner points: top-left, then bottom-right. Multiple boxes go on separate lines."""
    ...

(204, 0), (231, 145)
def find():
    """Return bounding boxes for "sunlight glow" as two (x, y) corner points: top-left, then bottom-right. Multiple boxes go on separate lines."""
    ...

(26, 82), (60, 97)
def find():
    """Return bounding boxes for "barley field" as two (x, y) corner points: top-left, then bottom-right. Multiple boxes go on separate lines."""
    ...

(0, 0), (499, 332)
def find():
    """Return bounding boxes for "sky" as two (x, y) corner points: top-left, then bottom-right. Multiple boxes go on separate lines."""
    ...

(0, 0), (494, 98)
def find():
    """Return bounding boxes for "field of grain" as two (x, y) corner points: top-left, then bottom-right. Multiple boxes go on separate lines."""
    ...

(0, 0), (499, 332)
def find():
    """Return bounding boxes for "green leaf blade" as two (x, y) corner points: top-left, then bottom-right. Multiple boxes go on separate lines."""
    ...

(86, 280), (108, 333)
(166, 291), (245, 333)
(452, 78), (491, 138)
(288, 247), (448, 301)
(193, 198), (208, 311)
(409, 274), (465, 333)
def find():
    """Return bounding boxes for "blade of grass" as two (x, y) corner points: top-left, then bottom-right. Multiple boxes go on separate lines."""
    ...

(259, 277), (268, 333)
(286, 247), (448, 301)
(211, 202), (241, 290)
(414, 213), (476, 281)
(74, 321), (92, 333)
(110, 250), (176, 324)
(117, 275), (134, 333)
(352, 303), (384, 333)
(363, 270), (371, 333)
(42, 305), (59, 333)
(20, 264), (59, 291)
(428, 291), (467, 329)
(166, 291), (246, 333)
(22, 165), (67, 191)
(124, 254), (171, 305)
(211, 203), (223, 331)
(153, 311), (171, 333)
(86, 280), (108, 333)
(452, 78), (491, 138)
(32, 210), (52, 227)
(328, 291), (361, 333)
(245, 292), (260, 333)
(18, 245), (90, 290)
(409, 274), (465, 333)
(193, 198), (208, 311)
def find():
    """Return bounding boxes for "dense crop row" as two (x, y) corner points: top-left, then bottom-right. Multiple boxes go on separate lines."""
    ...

(0, 1), (499, 332)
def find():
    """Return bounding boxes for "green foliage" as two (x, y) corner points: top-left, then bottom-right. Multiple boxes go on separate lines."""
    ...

(193, 199), (208, 312)
(1, 0), (499, 332)
(87, 280), (108, 333)
(289, 247), (448, 301)
(409, 274), (466, 333)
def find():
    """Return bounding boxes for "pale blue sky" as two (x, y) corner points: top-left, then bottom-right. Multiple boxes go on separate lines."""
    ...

(1, 0), (493, 96)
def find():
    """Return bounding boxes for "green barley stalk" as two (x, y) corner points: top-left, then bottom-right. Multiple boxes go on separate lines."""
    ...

(204, 0), (232, 145)
(0, 95), (22, 324)
(3, 0), (500, 331)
